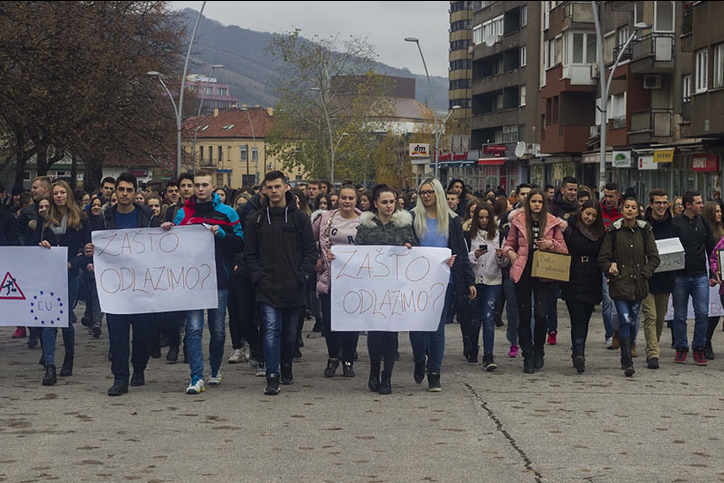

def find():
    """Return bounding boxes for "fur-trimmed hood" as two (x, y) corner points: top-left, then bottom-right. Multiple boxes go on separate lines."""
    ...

(609, 217), (649, 232)
(359, 209), (413, 229)
(310, 209), (327, 224)
(508, 208), (568, 233)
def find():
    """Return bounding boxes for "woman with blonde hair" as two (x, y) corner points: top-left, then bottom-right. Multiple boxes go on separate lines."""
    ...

(35, 180), (90, 386)
(409, 178), (476, 391)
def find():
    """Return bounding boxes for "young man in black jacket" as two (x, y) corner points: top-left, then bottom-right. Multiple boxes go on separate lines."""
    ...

(84, 173), (160, 396)
(641, 189), (676, 369)
(243, 171), (317, 395)
(671, 190), (718, 365)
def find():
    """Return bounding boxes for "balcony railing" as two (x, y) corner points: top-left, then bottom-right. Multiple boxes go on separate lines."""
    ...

(563, 2), (594, 24)
(632, 33), (674, 62)
(611, 116), (627, 130)
(612, 43), (633, 63)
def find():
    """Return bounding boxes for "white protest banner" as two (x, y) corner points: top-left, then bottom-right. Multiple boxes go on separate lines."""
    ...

(330, 245), (451, 332)
(0, 247), (68, 327)
(664, 286), (724, 319)
(92, 225), (218, 314)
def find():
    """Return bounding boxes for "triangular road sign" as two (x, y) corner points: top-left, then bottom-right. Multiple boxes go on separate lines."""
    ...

(0, 271), (26, 300)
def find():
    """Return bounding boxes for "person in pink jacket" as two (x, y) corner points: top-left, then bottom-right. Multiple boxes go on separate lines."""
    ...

(313, 185), (362, 378)
(503, 188), (568, 373)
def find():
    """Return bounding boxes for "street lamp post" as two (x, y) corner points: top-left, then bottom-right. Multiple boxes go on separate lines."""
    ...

(191, 64), (224, 170)
(148, 1), (206, 177)
(405, 37), (440, 180)
(592, 1), (650, 195)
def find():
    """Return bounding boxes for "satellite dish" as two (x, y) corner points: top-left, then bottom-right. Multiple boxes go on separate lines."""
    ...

(515, 141), (526, 158)
(484, 34), (496, 47)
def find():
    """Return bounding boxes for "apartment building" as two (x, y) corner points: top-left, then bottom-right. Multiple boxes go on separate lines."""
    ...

(449, 1), (473, 119)
(469, 1), (541, 193)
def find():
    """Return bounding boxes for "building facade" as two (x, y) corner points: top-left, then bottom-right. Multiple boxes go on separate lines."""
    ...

(186, 74), (240, 115)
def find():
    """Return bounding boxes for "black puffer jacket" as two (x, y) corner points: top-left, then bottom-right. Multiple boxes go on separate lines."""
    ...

(561, 215), (603, 305)
(549, 191), (579, 220)
(243, 191), (317, 308)
(644, 206), (675, 294)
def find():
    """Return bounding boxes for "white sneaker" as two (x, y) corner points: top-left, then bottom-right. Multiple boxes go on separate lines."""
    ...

(606, 337), (613, 349)
(209, 371), (222, 385)
(240, 341), (251, 362)
(186, 378), (205, 394)
(228, 349), (243, 364)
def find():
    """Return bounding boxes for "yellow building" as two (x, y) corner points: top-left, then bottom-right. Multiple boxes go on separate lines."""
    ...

(182, 107), (303, 188)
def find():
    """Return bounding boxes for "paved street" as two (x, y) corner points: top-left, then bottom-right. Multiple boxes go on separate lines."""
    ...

(2, 301), (724, 483)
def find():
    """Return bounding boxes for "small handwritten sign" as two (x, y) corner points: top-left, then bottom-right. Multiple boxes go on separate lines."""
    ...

(655, 238), (684, 273)
(92, 225), (218, 314)
(330, 246), (451, 332)
(531, 251), (570, 282)
(0, 247), (69, 327)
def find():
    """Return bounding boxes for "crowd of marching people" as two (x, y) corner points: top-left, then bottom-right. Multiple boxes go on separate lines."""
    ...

(2, 170), (724, 396)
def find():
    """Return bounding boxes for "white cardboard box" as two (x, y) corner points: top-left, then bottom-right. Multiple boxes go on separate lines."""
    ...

(654, 238), (684, 273)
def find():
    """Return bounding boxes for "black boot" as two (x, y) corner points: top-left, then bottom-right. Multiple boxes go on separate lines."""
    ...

(42, 365), (56, 386)
(342, 361), (355, 377)
(368, 362), (380, 392)
(533, 349), (545, 370)
(705, 317), (718, 360)
(324, 358), (339, 378)
(38, 353), (45, 366)
(413, 358), (426, 383)
(130, 369), (145, 387)
(619, 337), (635, 377)
(467, 345), (479, 364)
(378, 371), (392, 395)
(280, 362), (294, 385)
(427, 372), (441, 392)
(59, 352), (73, 377)
(522, 349), (535, 374)
(572, 339), (585, 374)
(462, 335), (471, 360)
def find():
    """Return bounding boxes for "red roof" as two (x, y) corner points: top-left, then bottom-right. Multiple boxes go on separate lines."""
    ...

(186, 107), (273, 139)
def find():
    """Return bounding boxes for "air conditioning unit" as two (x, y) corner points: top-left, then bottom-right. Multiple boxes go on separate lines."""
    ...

(590, 125), (600, 138)
(643, 75), (662, 89)
(590, 64), (600, 79)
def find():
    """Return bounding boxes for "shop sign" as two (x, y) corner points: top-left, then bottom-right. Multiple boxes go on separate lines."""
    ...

(638, 155), (657, 170)
(581, 152), (612, 164)
(691, 153), (719, 172)
(129, 169), (148, 177)
(409, 143), (429, 157)
(612, 150), (632, 168)
(483, 144), (508, 155)
(653, 149), (674, 163)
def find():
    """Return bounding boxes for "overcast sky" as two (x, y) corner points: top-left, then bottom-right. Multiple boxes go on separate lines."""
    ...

(172, 1), (450, 78)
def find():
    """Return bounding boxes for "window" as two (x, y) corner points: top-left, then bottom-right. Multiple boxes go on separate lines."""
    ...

(544, 1), (550, 30)
(571, 32), (597, 64)
(611, 93), (627, 128)
(683, 74), (692, 98)
(473, 24), (482, 45)
(204, 87), (213, 95)
(520, 85), (526, 107)
(482, 14), (504, 41)
(555, 37), (563, 66)
(218, 88), (227, 96)
(252, 147), (259, 162)
(617, 26), (629, 47)
(604, 32), (615, 64)
(634, 1), (644, 24)
(654, 1), (674, 33)
(696, 48), (708, 93)
(240, 145), (248, 162)
(521, 5), (528, 27)
(218, 146), (223, 163)
(502, 125), (519, 142)
(544, 40), (550, 69)
(199, 146), (204, 164)
(714, 44), (724, 89)
(520, 46), (527, 66)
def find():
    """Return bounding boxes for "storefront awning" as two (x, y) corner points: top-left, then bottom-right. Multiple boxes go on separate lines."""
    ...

(477, 158), (505, 166)
(431, 160), (476, 168)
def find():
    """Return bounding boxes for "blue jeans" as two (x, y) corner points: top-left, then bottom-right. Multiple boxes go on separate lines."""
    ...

(41, 272), (79, 366)
(410, 284), (454, 374)
(259, 303), (302, 376)
(673, 274), (710, 350)
(186, 289), (229, 380)
(470, 283), (502, 354)
(613, 300), (642, 339)
(503, 277), (519, 345)
(546, 281), (560, 333)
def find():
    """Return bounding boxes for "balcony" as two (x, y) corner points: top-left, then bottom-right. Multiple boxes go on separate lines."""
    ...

(540, 123), (591, 154)
(630, 33), (675, 74)
(562, 2), (594, 24)
(612, 43), (633, 63)
(628, 108), (673, 144)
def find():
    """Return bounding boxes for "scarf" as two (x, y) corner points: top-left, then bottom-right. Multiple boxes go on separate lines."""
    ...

(50, 213), (68, 236)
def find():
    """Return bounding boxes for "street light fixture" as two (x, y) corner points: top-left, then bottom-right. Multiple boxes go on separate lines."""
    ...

(191, 64), (224, 169)
(405, 37), (441, 179)
(593, 0), (651, 194)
